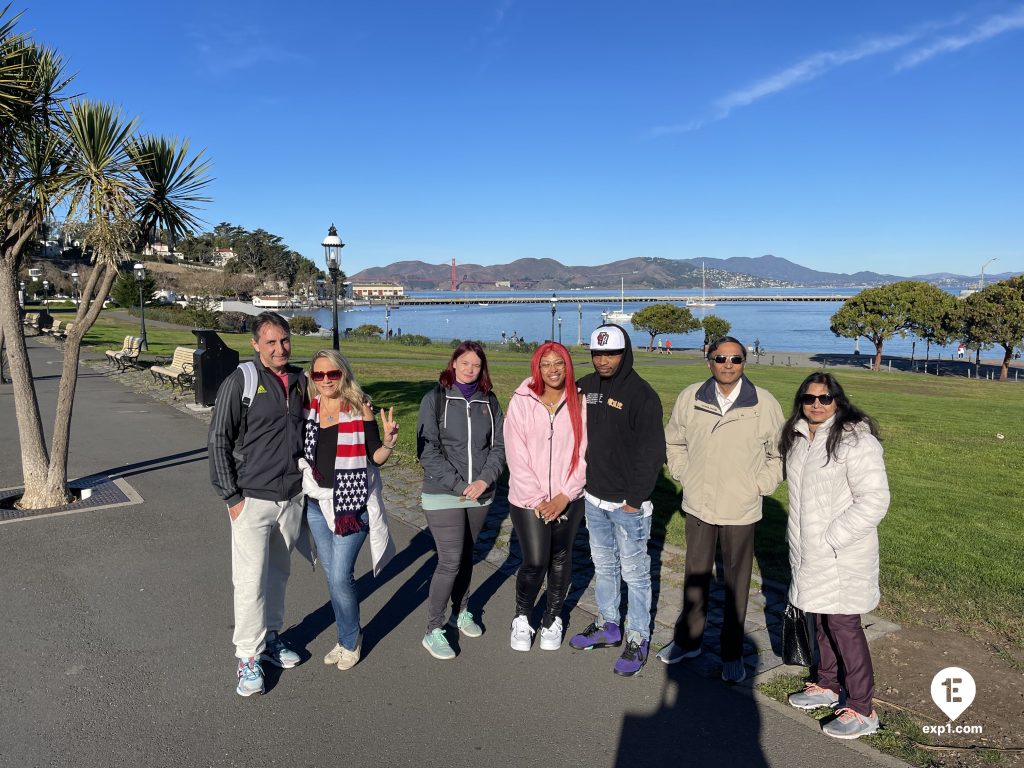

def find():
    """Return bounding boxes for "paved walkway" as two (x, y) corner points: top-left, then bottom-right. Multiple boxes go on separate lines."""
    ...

(0, 337), (907, 768)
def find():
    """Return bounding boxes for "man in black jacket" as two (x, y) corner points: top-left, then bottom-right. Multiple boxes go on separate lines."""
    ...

(209, 312), (306, 696)
(569, 324), (665, 676)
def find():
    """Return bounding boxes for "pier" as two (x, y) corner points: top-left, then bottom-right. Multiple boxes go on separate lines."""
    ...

(393, 294), (849, 306)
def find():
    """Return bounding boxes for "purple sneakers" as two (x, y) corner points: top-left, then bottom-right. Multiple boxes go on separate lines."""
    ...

(613, 638), (650, 677)
(568, 621), (622, 650)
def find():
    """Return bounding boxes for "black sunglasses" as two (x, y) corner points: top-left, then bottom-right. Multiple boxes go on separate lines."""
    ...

(711, 355), (744, 364)
(800, 393), (835, 406)
(311, 369), (343, 382)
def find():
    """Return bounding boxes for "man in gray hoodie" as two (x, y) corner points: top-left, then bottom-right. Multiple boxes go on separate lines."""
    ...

(209, 312), (306, 696)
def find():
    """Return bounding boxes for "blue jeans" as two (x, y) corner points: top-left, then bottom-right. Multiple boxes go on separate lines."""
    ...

(585, 499), (652, 642)
(307, 499), (368, 651)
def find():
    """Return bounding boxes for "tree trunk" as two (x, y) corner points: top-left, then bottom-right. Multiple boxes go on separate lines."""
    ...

(0, 258), (53, 507)
(1000, 345), (1012, 381)
(41, 263), (117, 505)
(872, 338), (884, 371)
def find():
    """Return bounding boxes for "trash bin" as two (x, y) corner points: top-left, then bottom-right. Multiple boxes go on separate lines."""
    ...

(192, 329), (240, 407)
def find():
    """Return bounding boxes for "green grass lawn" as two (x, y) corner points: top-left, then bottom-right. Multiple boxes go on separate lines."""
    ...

(73, 311), (1024, 643)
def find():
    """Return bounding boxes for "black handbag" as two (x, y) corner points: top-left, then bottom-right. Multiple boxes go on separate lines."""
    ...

(782, 602), (815, 666)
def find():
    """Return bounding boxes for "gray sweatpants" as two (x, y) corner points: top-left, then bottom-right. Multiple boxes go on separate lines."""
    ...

(230, 494), (304, 658)
(423, 506), (490, 632)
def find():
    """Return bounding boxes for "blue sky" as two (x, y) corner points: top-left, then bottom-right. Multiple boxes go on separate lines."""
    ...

(24, 1), (1024, 277)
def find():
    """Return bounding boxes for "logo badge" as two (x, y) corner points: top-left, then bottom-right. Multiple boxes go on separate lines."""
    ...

(596, 332), (609, 346)
(931, 667), (976, 721)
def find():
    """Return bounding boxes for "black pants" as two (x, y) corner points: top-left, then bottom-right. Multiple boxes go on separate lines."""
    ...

(510, 499), (585, 627)
(675, 515), (755, 662)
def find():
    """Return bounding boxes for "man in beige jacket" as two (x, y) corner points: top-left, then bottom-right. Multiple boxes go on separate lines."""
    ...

(658, 337), (784, 683)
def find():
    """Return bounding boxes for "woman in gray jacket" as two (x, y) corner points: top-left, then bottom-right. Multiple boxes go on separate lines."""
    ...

(779, 372), (889, 740)
(416, 340), (505, 660)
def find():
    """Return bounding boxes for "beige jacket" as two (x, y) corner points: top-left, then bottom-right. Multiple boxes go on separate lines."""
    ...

(665, 377), (785, 525)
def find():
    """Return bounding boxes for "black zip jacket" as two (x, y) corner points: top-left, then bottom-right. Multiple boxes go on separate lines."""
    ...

(208, 357), (306, 507)
(577, 325), (666, 509)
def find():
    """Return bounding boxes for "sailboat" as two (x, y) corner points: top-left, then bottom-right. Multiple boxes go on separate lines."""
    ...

(605, 277), (633, 324)
(686, 262), (716, 308)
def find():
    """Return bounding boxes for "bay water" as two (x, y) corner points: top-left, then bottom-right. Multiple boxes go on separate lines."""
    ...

(296, 288), (962, 358)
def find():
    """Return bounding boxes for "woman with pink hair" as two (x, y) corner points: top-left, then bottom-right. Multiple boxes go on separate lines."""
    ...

(504, 342), (587, 652)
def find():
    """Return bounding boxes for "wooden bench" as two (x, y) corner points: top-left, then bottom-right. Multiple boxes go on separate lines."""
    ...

(44, 319), (64, 337)
(106, 336), (136, 367)
(53, 322), (74, 345)
(150, 346), (196, 390)
(22, 312), (46, 335)
(105, 336), (142, 371)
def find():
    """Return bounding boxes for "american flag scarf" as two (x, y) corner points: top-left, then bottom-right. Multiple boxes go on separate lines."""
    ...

(303, 397), (369, 535)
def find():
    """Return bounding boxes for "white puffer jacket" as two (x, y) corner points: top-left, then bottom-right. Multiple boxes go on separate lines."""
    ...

(785, 417), (890, 615)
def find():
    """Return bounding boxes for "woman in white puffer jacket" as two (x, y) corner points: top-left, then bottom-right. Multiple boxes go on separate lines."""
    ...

(779, 372), (890, 741)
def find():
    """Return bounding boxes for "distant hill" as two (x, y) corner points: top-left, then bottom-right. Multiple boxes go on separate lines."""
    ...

(350, 254), (1020, 291)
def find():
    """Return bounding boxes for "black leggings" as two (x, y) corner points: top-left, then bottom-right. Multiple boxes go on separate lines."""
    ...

(510, 498), (585, 627)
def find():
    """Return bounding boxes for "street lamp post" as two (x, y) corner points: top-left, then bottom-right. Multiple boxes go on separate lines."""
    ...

(979, 257), (998, 291)
(18, 281), (26, 309)
(133, 263), (148, 351)
(550, 293), (558, 341)
(42, 280), (49, 302)
(577, 302), (582, 346)
(385, 302), (391, 340)
(71, 271), (79, 305)
(557, 316), (562, 345)
(322, 224), (345, 351)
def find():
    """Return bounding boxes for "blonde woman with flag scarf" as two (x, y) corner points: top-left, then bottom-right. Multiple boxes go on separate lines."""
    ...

(298, 349), (398, 671)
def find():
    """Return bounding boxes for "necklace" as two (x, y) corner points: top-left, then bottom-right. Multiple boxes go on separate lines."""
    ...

(320, 398), (343, 425)
(540, 393), (562, 412)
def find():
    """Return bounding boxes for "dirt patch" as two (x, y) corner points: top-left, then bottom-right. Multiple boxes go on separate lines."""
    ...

(871, 624), (1024, 766)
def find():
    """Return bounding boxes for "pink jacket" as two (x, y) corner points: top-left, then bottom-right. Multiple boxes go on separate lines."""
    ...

(504, 378), (588, 508)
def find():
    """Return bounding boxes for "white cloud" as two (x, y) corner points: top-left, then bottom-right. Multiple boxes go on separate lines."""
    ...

(897, 5), (1024, 69)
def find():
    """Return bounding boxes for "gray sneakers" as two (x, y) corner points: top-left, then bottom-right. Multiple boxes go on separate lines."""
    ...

(788, 683), (841, 710)
(721, 658), (747, 683)
(261, 631), (300, 669)
(822, 708), (880, 739)
(655, 641), (702, 665)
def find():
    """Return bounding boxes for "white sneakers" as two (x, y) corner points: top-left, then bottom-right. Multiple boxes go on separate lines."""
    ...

(539, 617), (563, 651)
(511, 615), (563, 651)
(510, 615), (535, 651)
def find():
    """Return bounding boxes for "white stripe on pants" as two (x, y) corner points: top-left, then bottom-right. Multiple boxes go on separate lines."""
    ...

(230, 494), (304, 658)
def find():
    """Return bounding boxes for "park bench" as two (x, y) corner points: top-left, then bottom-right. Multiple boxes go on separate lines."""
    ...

(22, 312), (40, 333)
(105, 336), (142, 371)
(53, 322), (74, 345)
(44, 319), (64, 338)
(22, 312), (50, 335)
(150, 346), (196, 391)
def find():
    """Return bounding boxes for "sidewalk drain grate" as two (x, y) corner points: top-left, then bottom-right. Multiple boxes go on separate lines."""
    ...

(0, 476), (143, 523)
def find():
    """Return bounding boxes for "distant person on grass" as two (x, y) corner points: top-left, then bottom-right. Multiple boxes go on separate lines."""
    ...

(569, 325), (665, 676)
(661, 336), (784, 683)
(209, 312), (306, 697)
(416, 341), (506, 660)
(780, 372), (889, 740)
(504, 342), (587, 652)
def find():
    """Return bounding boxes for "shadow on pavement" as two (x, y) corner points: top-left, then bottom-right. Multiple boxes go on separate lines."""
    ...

(615, 635), (769, 768)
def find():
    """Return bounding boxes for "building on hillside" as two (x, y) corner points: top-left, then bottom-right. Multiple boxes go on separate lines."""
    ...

(212, 248), (235, 267)
(350, 281), (404, 299)
(495, 280), (511, 288)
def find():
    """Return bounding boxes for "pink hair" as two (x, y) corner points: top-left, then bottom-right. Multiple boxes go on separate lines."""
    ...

(529, 342), (582, 477)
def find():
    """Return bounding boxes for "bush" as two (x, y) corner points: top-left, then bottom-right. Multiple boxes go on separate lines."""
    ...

(449, 338), (486, 349)
(394, 333), (431, 346)
(288, 315), (320, 335)
(350, 323), (384, 339)
(218, 312), (250, 334)
(184, 304), (220, 329)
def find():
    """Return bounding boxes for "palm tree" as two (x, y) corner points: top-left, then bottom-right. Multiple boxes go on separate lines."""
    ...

(0, 10), (211, 508)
